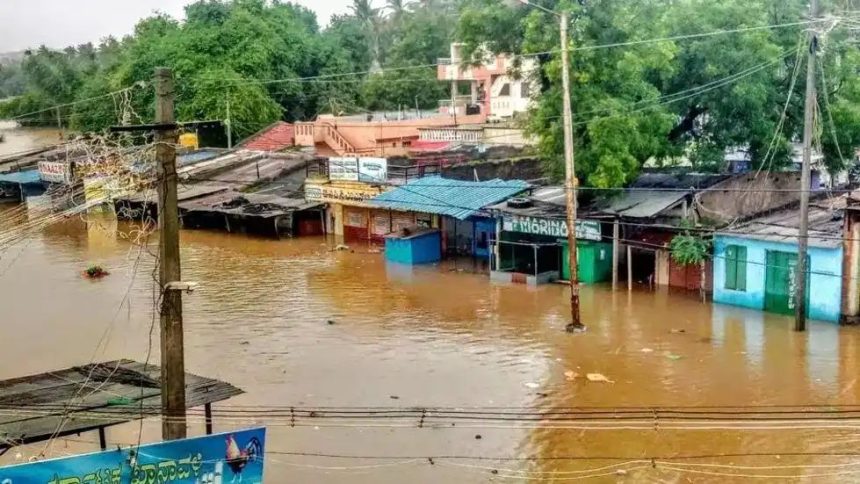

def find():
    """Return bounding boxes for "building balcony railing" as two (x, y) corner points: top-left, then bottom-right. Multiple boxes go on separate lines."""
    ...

(387, 162), (443, 185)
(419, 127), (483, 143)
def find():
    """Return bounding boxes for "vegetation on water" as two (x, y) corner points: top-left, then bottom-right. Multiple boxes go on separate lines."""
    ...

(2, 0), (860, 187)
(84, 265), (110, 279)
(670, 222), (711, 266)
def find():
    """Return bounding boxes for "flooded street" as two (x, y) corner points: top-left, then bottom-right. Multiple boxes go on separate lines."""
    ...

(0, 121), (63, 157)
(2, 126), (860, 482)
(2, 211), (860, 482)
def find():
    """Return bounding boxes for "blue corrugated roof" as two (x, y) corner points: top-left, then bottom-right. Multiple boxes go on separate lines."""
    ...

(369, 176), (529, 220)
(178, 150), (222, 167)
(0, 170), (41, 185)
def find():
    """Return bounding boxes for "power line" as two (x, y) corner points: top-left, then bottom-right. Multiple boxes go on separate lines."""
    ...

(200, 18), (828, 87)
(8, 85), (143, 121)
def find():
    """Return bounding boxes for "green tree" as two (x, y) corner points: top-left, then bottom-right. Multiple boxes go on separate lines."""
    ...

(350, 0), (383, 71)
(456, 0), (860, 186)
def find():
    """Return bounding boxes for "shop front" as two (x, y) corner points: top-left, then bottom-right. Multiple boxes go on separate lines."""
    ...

(491, 214), (607, 285)
(441, 216), (496, 258)
(305, 179), (389, 243)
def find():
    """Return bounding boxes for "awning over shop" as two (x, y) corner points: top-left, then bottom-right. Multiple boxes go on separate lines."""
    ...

(368, 176), (529, 220)
(0, 359), (242, 452)
(0, 170), (41, 185)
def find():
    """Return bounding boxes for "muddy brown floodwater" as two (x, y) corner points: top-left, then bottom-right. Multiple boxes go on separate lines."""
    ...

(2, 213), (860, 483)
(1, 127), (860, 482)
(0, 122), (64, 157)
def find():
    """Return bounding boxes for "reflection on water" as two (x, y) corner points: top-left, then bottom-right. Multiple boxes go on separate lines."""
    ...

(1, 213), (860, 482)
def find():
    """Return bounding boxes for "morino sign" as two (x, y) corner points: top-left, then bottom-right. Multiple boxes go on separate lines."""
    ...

(503, 215), (602, 241)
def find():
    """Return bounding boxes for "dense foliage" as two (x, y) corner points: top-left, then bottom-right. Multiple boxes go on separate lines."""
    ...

(2, 0), (860, 187)
(457, 0), (860, 186)
(0, 0), (454, 137)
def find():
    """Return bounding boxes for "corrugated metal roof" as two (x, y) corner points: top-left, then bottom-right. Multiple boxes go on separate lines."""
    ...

(601, 190), (687, 218)
(179, 190), (321, 217)
(632, 172), (732, 189)
(486, 186), (568, 219)
(720, 197), (846, 248)
(0, 170), (40, 185)
(177, 149), (224, 166)
(369, 176), (529, 220)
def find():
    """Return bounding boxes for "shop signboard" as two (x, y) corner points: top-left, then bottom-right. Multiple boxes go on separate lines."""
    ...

(504, 215), (601, 241)
(358, 158), (387, 183)
(328, 157), (388, 183)
(305, 181), (386, 206)
(328, 157), (359, 181)
(38, 161), (71, 184)
(0, 427), (266, 484)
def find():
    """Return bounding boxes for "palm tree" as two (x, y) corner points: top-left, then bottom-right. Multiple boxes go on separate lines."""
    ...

(386, 0), (406, 17)
(350, 0), (383, 73)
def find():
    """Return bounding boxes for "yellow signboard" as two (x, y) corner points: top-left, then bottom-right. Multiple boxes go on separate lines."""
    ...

(305, 181), (387, 207)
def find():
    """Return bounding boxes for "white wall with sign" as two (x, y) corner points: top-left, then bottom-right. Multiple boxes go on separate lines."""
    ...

(38, 161), (71, 184)
(503, 215), (602, 241)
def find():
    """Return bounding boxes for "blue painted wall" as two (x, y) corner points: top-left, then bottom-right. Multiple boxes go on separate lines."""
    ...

(713, 235), (843, 322)
(385, 231), (442, 265)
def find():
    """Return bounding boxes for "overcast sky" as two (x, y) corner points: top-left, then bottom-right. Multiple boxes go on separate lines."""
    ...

(0, 0), (353, 52)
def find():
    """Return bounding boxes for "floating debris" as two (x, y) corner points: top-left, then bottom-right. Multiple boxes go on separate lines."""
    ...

(586, 373), (614, 383)
(670, 328), (686, 334)
(83, 265), (109, 279)
(564, 370), (579, 381)
(641, 348), (654, 353)
(524, 382), (540, 389)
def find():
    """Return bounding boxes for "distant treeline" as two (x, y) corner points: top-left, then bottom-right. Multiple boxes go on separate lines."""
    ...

(0, 0), (458, 138)
(4, 0), (860, 188)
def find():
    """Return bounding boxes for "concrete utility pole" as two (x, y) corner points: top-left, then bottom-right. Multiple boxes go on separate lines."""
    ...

(155, 67), (188, 439)
(796, 0), (819, 332)
(560, 14), (584, 333)
(226, 93), (233, 149)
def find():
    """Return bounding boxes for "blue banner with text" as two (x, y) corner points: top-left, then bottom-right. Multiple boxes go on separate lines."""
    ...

(0, 427), (265, 484)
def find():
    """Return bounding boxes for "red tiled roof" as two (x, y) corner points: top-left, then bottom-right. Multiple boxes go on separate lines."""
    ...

(242, 122), (295, 152)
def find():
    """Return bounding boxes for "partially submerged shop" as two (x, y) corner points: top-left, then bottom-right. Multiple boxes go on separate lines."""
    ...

(0, 171), (43, 202)
(369, 176), (529, 265)
(304, 178), (392, 242)
(180, 191), (325, 238)
(488, 187), (610, 285)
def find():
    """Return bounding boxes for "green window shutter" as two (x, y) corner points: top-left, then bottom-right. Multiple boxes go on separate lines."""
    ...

(725, 245), (738, 290)
(736, 246), (747, 292)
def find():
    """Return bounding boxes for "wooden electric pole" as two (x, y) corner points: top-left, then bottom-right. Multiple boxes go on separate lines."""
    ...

(155, 67), (188, 439)
(561, 14), (584, 333)
(226, 92), (233, 149)
(796, 0), (819, 332)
